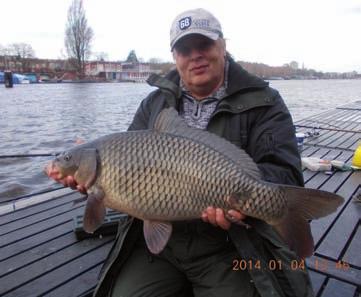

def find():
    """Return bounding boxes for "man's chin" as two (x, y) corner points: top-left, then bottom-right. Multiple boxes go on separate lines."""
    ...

(190, 75), (212, 88)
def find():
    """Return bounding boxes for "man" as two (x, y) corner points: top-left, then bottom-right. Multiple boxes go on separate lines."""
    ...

(61, 8), (314, 297)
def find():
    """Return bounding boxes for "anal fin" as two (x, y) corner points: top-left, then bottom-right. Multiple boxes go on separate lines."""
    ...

(143, 220), (172, 254)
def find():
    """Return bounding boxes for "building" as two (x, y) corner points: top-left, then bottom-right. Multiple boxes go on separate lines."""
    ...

(84, 61), (154, 82)
(119, 62), (153, 82)
(85, 61), (122, 80)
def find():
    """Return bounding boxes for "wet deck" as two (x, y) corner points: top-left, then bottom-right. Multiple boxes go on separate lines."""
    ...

(0, 101), (360, 297)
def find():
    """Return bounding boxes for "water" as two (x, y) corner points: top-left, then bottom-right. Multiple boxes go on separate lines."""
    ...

(0, 80), (360, 201)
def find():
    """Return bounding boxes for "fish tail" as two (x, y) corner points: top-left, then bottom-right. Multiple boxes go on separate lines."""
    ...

(273, 185), (344, 258)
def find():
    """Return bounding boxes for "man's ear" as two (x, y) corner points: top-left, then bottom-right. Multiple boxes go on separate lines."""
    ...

(221, 38), (227, 55)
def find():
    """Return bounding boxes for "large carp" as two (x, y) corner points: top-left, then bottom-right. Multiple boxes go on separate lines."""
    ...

(45, 108), (343, 257)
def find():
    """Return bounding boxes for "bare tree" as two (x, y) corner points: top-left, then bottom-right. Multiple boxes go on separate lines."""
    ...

(148, 57), (163, 64)
(65, 0), (93, 77)
(0, 43), (35, 72)
(0, 44), (5, 55)
(92, 51), (109, 61)
(8, 43), (36, 58)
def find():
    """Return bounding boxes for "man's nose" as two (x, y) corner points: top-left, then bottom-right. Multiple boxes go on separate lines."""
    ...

(189, 47), (203, 60)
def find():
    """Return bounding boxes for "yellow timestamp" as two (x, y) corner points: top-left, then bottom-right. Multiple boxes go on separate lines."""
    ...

(232, 259), (298, 271)
(232, 258), (351, 272)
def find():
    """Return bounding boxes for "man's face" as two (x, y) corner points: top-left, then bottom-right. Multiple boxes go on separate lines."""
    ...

(173, 34), (226, 98)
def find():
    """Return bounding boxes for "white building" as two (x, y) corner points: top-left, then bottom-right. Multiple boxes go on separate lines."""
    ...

(85, 61), (154, 82)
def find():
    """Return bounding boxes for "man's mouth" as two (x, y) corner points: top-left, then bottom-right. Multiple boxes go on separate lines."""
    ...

(190, 64), (208, 74)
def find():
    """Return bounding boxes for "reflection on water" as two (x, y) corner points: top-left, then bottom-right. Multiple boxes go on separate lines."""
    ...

(0, 80), (360, 200)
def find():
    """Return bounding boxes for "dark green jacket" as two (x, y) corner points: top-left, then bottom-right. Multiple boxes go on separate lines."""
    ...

(93, 58), (313, 297)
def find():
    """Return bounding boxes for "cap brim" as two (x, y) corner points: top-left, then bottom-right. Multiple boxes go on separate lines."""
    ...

(171, 29), (219, 50)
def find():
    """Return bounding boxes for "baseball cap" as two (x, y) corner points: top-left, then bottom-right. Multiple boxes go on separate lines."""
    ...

(170, 8), (223, 50)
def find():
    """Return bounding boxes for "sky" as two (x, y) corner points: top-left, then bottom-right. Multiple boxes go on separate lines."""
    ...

(0, 0), (360, 73)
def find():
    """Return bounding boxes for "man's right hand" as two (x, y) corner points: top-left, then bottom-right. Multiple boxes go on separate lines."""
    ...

(57, 176), (87, 194)
(201, 207), (246, 230)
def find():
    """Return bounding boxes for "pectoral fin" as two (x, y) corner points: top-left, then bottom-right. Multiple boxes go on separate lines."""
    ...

(143, 220), (172, 254)
(83, 188), (106, 233)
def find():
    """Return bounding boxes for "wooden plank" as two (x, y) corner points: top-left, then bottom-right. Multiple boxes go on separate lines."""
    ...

(307, 256), (361, 287)
(0, 190), (82, 225)
(334, 112), (361, 124)
(315, 132), (352, 149)
(316, 171), (361, 259)
(349, 137), (361, 151)
(0, 200), (85, 236)
(1, 241), (113, 297)
(329, 132), (356, 150)
(308, 270), (326, 296)
(319, 278), (357, 297)
(0, 205), (84, 247)
(0, 187), (74, 213)
(0, 221), (74, 261)
(1, 232), (87, 278)
(300, 145), (320, 157)
(40, 264), (101, 297)
(340, 134), (361, 150)
(302, 108), (349, 123)
(0, 239), (113, 296)
(342, 219), (361, 267)
(307, 121), (360, 149)
(309, 172), (354, 245)
(305, 130), (338, 147)
(337, 101), (361, 110)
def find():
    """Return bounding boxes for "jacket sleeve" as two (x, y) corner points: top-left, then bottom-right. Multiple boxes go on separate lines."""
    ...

(247, 90), (304, 186)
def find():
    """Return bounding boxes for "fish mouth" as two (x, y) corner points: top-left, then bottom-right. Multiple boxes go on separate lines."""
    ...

(44, 161), (89, 194)
(44, 161), (64, 180)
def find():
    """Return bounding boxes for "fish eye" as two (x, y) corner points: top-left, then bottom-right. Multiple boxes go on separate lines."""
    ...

(64, 154), (72, 162)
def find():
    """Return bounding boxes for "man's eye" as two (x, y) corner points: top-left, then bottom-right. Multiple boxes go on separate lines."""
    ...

(199, 41), (213, 51)
(177, 45), (191, 56)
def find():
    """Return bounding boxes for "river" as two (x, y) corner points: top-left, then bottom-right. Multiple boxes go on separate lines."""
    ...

(0, 80), (360, 201)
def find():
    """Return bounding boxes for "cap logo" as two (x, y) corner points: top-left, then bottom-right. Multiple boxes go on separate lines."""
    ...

(179, 17), (192, 30)
(194, 19), (210, 28)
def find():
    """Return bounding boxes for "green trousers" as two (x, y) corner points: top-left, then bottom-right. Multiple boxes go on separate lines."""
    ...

(111, 221), (260, 297)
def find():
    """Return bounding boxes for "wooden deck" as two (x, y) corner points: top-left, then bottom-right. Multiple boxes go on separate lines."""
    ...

(0, 101), (360, 297)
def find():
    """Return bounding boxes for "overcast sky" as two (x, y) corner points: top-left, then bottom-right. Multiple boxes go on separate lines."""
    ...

(1, 0), (360, 73)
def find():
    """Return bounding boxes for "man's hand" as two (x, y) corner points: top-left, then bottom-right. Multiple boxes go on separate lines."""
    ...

(201, 207), (246, 230)
(57, 176), (87, 194)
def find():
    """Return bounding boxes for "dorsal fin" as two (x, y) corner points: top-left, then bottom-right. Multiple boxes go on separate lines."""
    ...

(154, 108), (261, 180)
